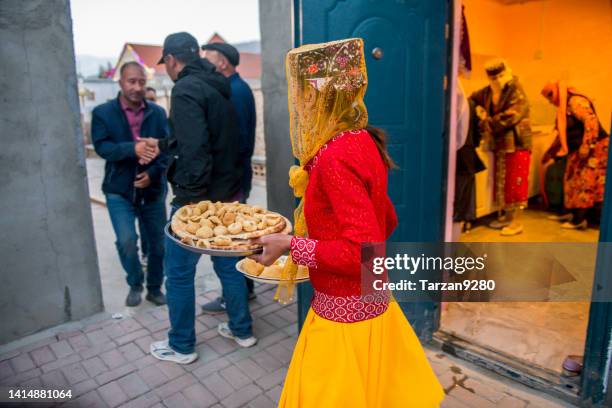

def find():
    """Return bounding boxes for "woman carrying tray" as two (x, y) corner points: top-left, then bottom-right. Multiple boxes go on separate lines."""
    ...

(252, 38), (444, 407)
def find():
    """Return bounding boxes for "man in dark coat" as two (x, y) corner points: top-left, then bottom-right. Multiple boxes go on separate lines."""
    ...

(91, 62), (169, 307)
(470, 59), (532, 236)
(201, 42), (258, 313)
(146, 33), (256, 365)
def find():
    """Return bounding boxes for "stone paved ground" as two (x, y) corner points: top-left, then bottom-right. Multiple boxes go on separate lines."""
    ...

(84, 156), (266, 315)
(0, 157), (576, 407)
(0, 283), (575, 408)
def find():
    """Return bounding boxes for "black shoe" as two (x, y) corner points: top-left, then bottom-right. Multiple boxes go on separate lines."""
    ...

(201, 297), (226, 315)
(146, 291), (167, 306)
(126, 288), (142, 307)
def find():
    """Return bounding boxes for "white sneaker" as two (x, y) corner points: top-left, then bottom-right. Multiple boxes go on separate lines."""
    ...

(561, 220), (588, 230)
(217, 322), (258, 348)
(500, 224), (524, 236)
(150, 339), (198, 364)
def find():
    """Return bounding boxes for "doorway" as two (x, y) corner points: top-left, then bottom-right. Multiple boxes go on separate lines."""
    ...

(439, 0), (611, 398)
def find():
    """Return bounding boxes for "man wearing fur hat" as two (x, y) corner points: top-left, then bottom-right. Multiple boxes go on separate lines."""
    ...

(470, 59), (532, 236)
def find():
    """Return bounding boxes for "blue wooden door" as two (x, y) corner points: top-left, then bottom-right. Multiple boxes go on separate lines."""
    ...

(295, 0), (450, 339)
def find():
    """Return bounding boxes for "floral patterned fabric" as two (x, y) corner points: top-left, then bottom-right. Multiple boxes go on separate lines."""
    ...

(564, 95), (609, 209)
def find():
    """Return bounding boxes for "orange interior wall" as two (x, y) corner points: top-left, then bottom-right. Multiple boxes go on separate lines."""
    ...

(461, 0), (612, 131)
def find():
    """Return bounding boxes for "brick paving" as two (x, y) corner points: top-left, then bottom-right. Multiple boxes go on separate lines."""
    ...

(0, 284), (575, 407)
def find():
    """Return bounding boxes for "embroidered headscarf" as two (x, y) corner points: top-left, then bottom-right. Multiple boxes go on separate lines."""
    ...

(275, 38), (369, 303)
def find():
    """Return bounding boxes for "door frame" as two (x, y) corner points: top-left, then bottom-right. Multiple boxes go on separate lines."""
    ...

(440, 1), (612, 405)
(580, 114), (612, 404)
(291, 0), (312, 332)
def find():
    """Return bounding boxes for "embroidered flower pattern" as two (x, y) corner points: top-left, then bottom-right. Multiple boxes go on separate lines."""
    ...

(296, 39), (366, 91)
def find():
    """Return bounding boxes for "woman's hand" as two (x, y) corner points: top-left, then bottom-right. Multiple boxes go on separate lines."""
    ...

(249, 234), (293, 266)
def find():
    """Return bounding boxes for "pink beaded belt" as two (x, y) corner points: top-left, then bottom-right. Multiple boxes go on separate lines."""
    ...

(311, 290), (389, 323)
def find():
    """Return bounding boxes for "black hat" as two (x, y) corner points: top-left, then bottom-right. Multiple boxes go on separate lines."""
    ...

(485, 60), (507, 77)
(201, 42), (240, 66)
(158, 32), (199, 64)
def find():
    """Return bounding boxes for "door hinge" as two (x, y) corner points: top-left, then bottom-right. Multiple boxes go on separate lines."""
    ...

(443, 75), (448, 91)
(445, 23), (449, 40)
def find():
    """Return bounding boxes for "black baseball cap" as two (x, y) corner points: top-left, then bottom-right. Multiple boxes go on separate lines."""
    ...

(201, 42), (240, 67)
(158, 32), (200, 64)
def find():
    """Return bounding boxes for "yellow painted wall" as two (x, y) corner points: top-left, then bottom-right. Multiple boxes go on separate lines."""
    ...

(462, 0), (612, 130)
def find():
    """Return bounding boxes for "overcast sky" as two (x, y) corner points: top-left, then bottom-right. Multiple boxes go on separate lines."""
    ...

(70, 0), (260, 57)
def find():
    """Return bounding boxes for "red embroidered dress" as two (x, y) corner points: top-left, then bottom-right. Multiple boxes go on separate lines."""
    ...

(289, 129), (397, 322)
(280, 38), (444, 407)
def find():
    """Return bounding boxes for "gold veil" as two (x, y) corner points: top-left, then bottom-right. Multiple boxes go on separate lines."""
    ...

(276, 38), (369, 303)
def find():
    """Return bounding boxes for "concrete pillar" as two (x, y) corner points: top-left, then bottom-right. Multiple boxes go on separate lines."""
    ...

(259, 0), (295, 218)
(0, 0), (102, 344)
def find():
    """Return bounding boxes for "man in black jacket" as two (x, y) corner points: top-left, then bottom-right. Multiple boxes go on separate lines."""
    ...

(91, 62), (169, 307)
(147, 33), (256, 365)
(201, 42), (258, 313)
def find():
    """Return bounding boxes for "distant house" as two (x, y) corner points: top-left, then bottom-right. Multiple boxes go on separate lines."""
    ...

(112, 43), (174, 93)
(112, 33), (261, 89)
(106, 33), (266, 176)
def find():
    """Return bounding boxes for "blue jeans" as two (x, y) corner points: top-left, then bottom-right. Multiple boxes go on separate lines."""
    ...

(106, 193), (166, 292)
(165, 205), (253, 354)
(138, 218), (149, 258)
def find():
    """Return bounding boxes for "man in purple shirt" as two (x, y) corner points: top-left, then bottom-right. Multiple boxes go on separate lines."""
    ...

(92, 62), (169, 307)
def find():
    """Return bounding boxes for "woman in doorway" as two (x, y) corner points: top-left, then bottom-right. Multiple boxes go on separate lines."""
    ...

(252, 38), (444, 407)
(541, 81), (609, 229)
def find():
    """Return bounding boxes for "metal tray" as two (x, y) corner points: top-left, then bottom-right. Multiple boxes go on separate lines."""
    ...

(236, 257), (310, 285)
(164, 223), (263, 257)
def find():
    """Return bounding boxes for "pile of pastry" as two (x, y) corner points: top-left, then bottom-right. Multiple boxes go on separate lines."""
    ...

(171, 201), (290, 251)
(241, 258), (309, 281)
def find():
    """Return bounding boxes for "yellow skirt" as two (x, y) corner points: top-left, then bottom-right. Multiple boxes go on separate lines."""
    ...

(279, 301), (445, 407)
